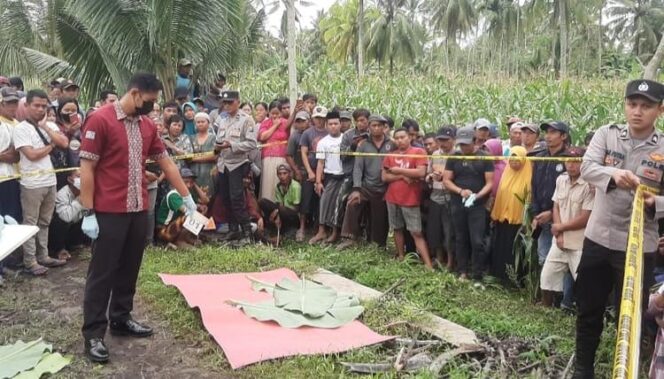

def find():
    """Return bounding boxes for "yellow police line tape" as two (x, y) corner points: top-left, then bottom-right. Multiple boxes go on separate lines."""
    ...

(613, 184), (656, 379)
(0, 146), (583, 181)
(0, 141), (287, 181)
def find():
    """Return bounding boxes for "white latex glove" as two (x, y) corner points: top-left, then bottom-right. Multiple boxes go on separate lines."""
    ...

(182, 194), (197, 216)
(82, 214), (99, 239)
(464, 193), (477, 208)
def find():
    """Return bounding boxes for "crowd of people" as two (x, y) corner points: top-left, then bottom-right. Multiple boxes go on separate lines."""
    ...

(3, 64), (664, 377)
(0, 68), (599, 313)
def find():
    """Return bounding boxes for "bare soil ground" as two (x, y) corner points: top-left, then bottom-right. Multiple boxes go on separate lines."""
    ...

(0, 252), (226, 379)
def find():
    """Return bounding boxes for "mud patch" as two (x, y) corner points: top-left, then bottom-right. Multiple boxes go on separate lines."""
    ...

(0, 253), (227, 378)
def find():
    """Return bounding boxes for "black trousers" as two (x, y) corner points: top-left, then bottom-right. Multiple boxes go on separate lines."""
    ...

(451, 202), (487, 279)
(82, 211), (147, 339)
(0, 179), (22, 222)
(574, 238), (655, 378)
(48, 213), (85, 256)
(258, 199), (300, 231)
(218, 163), (250, 229)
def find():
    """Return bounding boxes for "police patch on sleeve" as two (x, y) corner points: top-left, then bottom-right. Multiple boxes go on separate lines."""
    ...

(556, 163), (563, 172)
(85, 131), (96, 140)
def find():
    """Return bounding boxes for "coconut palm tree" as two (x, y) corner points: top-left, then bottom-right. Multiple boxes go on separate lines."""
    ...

(606, 0), (664, 61)
(427, 0), (477, 50)
(0, 0), (261, 102)
(319, 0), (379, 65)
(366, 0), (427, 73)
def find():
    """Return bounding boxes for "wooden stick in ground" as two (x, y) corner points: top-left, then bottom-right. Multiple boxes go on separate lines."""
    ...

(378, 278), (406, 300)
(276, 227), (280, 247)
(561, 353), (575, 379)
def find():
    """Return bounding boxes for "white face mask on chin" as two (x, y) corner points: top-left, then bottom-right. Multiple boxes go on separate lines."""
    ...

(73, 177), (81, 190)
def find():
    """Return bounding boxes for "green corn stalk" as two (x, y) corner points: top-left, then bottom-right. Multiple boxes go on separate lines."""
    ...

(507, 190), (540, 304)
(233, 60), (643, 142)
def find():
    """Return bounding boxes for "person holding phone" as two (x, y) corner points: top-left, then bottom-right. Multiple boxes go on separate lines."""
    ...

(213, 90), (257, 246)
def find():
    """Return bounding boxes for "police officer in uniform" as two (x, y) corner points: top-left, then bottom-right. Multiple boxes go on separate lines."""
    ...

(214, 90), (257, 246)
(575, 79), (664, 378)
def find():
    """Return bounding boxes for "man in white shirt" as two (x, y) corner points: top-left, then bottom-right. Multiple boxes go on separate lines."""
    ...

(310, 111), (344, 244)
(13, 90), (69, 275)
(0, 87), (21, 221)
(48, 169), (86, 261)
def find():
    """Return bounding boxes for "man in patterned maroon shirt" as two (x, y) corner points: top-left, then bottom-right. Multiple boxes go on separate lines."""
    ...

(78, 73), (196, 363)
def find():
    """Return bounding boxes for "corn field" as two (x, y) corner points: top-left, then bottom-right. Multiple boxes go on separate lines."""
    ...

(234, 63), (635, 144)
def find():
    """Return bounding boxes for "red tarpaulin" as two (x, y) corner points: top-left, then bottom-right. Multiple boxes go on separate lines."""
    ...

(160, 268), (393, 369)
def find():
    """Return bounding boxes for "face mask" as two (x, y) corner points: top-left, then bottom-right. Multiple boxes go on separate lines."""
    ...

(73, 177), (81, 190)
(134, 95), (154, 116)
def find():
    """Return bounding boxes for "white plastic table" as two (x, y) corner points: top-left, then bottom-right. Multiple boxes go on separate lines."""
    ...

(0, 225), (39, 261)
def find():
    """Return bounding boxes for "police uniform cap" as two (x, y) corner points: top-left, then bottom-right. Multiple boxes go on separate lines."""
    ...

(219, 90), (240, 101)
(625, 79), (664, 103)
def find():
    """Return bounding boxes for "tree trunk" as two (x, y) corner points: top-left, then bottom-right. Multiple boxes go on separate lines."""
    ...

(598, 0), (604, 73)
(559, 0), (568, 78)
(156, 65), (175, 104)
(358, 0), (364, 78)
(286, 0), (298, 105)
(644, 34), (664, 80)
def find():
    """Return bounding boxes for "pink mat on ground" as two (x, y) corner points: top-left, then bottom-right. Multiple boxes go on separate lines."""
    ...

(159, 268), (393, 369)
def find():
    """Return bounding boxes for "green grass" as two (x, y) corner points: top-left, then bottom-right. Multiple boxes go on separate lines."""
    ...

(136, 241), (623, 378)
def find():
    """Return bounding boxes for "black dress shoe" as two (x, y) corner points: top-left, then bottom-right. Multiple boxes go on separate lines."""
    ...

(85, 338), (109, 363)
(109, 319), (153, 337)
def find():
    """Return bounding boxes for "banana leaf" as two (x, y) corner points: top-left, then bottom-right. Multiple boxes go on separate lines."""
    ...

(13, 352), (72, 379)
(228, 300), (364, 329)
(271, 277), (339, 318)
(0, 339), (52, 379)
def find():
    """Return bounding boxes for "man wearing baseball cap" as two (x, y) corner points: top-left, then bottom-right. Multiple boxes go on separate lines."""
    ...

(443, 125), (494, 280)
(473, 118), (491, 148)
(337, 114), (392, 249)
(62, 80), (80, 100)
(0, 87), (21, 225)
(426, 126), (456, 269)
(520, 123), (540, 153)
(339, 110), (353, 133)
(531, 121), (569, 271)
(574, 79), (664, 378)
(298, 106), (328, 240)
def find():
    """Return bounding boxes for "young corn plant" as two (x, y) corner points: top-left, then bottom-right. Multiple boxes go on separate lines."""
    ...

(508, 190), (539, 303)
(234, 61), (635, 139)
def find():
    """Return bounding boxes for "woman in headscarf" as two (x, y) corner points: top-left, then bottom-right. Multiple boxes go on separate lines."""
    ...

(181, 101), (197, 136)
(189, 112), (217, 198)
(489, 146), (532, 282)
(483, 139), (507, 202)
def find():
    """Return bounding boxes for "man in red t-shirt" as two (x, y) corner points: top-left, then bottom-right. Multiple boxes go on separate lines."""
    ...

(382, 128), (433, 269)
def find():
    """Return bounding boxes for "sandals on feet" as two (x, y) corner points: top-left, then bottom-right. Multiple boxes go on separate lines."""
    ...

(57, 250), (72, 261)
(26, 264), (48, 276)
(38, 257), (66, 268)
